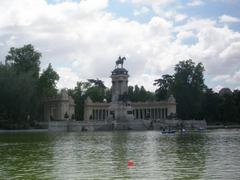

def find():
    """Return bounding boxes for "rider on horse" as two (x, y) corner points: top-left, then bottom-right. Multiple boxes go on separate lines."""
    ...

(115, 56), (126, 68)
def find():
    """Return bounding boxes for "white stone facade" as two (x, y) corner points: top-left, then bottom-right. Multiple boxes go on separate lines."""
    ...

(43, 90), (75, 121)
(84, 96), (176, 122)
(84, 60), (177, 123)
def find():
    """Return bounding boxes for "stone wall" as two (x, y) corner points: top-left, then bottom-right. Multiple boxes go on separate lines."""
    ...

(43, 90), (75, 121)
(84, 97), (177, 122)
(48, 119), (207, 132)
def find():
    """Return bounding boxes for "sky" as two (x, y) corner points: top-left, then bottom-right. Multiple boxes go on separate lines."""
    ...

(0, 0), (240, 92)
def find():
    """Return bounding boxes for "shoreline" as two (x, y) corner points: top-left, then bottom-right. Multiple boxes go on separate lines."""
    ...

(207, 125), (240, 129)
(1, 125), (240, 132)
(0, 129), (48, 133)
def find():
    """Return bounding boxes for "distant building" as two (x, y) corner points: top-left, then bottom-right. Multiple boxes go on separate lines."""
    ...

(43, 89), (75, 121)
(46, 57), (207, 131)
(84, 57), (176, 125)
(84, 96), (176, 121)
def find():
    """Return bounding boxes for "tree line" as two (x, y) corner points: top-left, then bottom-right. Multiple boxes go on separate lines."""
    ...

(0, 44), (239, 129)
(153, 59), (240, 124)
(0, 44), (59, 129)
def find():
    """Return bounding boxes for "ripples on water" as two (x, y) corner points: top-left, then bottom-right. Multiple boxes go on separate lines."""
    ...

(0, 129), (240, 179)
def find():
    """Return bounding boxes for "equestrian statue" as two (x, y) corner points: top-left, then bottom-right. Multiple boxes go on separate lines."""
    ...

(115, 56), (126, 68)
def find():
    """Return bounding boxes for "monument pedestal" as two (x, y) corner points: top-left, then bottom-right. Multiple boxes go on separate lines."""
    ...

(108, 102), (134, 130)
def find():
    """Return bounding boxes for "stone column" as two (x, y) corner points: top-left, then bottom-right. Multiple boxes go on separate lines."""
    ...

(165, 108), (168, 119)
(160, 108), (163, 119)
(103, 109), (105, 120)
(103, 110), (105, 120)
(159, 108), (162, 119)
(154, 108), (158, 119)
(100, 109), (102, 120)
(162, 108), (165, 119)
(152, 108), (155, 120)
(98, 109), (101, 120)
(96, 109), (98, 120)
(150, 108), (152, 120)
(147, 109), (150, 119)
(98, 109), (100, 120)
(92, 109), (93, 120)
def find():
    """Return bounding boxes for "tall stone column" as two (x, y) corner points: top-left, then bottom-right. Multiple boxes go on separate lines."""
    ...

(108, 57), (134, 129)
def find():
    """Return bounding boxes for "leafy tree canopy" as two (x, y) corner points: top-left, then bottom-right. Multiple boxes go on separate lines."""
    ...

(154, 59), (205, 119)
(5, 44), (41, 78)
(38, 63), (59, 97)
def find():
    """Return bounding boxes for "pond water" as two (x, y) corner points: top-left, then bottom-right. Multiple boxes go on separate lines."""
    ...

(0, 129), (240, 179)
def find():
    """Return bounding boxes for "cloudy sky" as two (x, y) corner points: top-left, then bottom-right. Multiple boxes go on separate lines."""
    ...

(0, 0), (240, 91)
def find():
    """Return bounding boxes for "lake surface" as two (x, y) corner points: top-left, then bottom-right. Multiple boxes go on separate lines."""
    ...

(0, 129), (240, 179)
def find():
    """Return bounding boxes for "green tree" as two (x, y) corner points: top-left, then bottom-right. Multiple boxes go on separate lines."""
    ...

(68, 82), (86, 120)
(87, 79), (106, 89)
(201, 88), (221, 124)
(128, 85), (155, 102)
(128, 86), (134, 101)
(0, 44), (60, 128)
(5, 44), (41, 78)
(233, 90), (240, 123)
(133, 85), (140, 101)
(0, 65), (37, 128)
(105, 88), (112, 102)
(219, 93), (238, 124)
(86, 79), (106, 102)
(69, 79), (107, 120)
(38, 63), (59, 97)
(0, 44), (43, 128)
(174, 59), (205, 119)
(154, 74), (174, 100)
(154, 59), (205, 120)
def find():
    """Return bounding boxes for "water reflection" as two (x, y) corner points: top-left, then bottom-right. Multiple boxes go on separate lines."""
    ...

(0, 132), (55, 179)
(110, 132), (130, 178)
(0, 130), (240, 179)
(174, 133), (207, 180)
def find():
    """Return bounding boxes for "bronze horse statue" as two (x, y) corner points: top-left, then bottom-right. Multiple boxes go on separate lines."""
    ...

(115, 56), (126, 68)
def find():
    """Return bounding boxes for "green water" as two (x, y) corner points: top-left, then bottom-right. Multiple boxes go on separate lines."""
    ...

(0, 129), (240, 179)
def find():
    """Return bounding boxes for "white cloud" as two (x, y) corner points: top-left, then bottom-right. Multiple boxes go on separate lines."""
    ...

(56, 67), (80, 89)
(0, 0), (240, 91)
(175, 14), (187, 22)
(131, 0), (176, 17)
(131, 0), (174, 6)
(173, 18), (240, 89)
(187, 0), (204, 6)
(175, 31), (195, 44)
(219, 42), (240, 60)
(149, 16), (172, 30)
(211, 71), (240, 90)
(133, 6), (149, 16)
(214, 85), (224, 92)
(219, 14), (240, 24)
(232, 71), (240, 82)
(212, 75), (231, 82)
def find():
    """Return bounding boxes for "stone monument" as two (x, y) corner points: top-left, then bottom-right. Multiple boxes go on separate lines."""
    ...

(108, 56), (134, 129)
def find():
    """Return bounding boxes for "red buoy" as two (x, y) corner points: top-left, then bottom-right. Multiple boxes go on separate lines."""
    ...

(128, 160), (135, 168)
